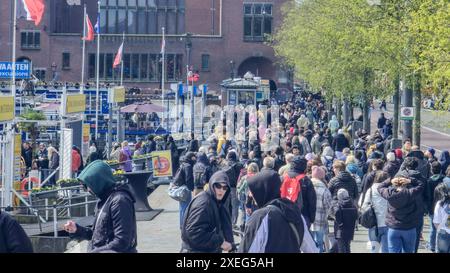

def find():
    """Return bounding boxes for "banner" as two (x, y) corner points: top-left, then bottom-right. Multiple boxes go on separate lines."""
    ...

(0, 62), (31, 79)
(66, 94), (86, 114)
(151, 150), (172, 177)
(0, 96), (15, 121)
(110, 86), (125, 103)
(60, 128), (73, 179)
(14, 134), (22, 182)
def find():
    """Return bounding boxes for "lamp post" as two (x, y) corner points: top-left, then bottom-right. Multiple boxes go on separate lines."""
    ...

(51, 62), (57, 82)
(184, 33), (194, 136)
(229, 60), (235, 79)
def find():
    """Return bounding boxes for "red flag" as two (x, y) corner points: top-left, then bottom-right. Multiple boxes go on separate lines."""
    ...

(22, 0), (45, 26)
(82, 14), (94, 41)
(113, 42), (124, 68)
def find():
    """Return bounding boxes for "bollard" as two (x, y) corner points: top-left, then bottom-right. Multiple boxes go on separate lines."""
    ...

(53, 202), (58, 238)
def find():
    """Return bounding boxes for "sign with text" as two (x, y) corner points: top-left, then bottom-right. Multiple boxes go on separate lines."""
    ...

(66, 94), (86, 114)
(109, 86), (125, 103)
(151, 150), (173, 177)
(0, 62), (31, 79)
(0, 96), (14, 122)
(400, 107), (414, 120)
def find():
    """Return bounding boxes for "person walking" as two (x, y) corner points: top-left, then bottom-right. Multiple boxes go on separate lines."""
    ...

(64, 160), (137, 253)
(329, 189), (358, 253)
(328, 160), (358, 201)
(175, 152), (196, 228)
(47, 146), (59, 186)
(433, 181), (450, 253)
(119, 141), (133, 172)
(181, 171), (234, 253)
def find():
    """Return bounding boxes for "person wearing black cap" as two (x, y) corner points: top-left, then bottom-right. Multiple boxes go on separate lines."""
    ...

(281, 156), (317, 228)
(424, 148), (438, 164)
(181, 171), (234, 253)
(239, 167), (318, 253)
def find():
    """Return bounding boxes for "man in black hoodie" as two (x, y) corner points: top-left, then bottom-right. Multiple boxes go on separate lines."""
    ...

(281, 156), (317, 228)
(239, 168), (318, 253)
(0, 211), (33, 253)
(181, 171), (234, 253)
(192, 152), (212, 196)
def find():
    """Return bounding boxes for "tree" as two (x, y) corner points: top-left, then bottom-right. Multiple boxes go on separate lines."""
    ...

(19, 109), (46, 149)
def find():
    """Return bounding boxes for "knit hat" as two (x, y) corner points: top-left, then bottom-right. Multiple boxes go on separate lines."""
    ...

(312, 166), (326, 180)
(427, 148), (436, 156)
(337, 188), (349, 201)
(386, 152), (396, 162)
(394, 148), (403, 159)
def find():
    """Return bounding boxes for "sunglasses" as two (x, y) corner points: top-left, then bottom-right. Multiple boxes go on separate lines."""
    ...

(214, 184), (228, 191)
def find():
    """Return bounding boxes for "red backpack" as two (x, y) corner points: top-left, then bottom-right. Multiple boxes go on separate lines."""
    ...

(280, 174), (305, 203)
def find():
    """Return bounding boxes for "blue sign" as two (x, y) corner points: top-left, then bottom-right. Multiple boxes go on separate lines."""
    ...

(0, 62), (31, 79)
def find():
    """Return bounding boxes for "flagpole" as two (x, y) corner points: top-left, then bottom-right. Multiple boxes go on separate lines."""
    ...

(95, 1), (100, 140)
(81, 4), (86, 94)
(120, 32), (124, 86)
(12, 0), (17, 104)
(161, 27), (166, 131)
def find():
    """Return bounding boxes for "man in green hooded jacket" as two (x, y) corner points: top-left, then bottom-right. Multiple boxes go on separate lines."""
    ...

(64, 160), (137, 253)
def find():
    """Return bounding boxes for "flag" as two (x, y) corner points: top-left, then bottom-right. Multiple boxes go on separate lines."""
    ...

(82, 14), (94, 41)
(21, 0), (46, 26)
(94, 13), (100, 34)
(113, 42), (124, 68)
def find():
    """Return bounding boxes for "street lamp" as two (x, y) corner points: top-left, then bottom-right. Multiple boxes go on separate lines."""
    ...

(229, 60), (235, 79)
(51, 62), (57, 82)
(184, 32), (195, 136)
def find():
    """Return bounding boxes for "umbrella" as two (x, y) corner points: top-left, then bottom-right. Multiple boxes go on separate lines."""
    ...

(120, 103), (165, 113)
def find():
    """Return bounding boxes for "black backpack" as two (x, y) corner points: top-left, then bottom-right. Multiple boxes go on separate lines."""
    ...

(173, 164), (186, 187)
(193, 165), (208, 188)
(223, 163), (238, 188)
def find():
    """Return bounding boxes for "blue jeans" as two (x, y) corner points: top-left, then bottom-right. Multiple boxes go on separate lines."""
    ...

(179, 192), (192, 228)
(369, 226), (389, 253)
(428, 215), (437, 252)
(388, 228), (417, 253)
(436, 231), (450, 253)
(312, 230), (326, 253)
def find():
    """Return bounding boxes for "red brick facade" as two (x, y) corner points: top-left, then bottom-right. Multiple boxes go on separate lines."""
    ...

(0, 0), (292, 93)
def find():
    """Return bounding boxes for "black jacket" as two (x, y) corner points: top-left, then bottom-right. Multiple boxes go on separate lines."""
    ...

(248, 168), (282, 200)
(22, 147), (33, 169)
(179, 157), (195, 191)
(274, 156), (284, 172)
(329, 171), (359, 201)
(332, 134), (349, 152)
(239, 198), (304, 253)
(223, 161), (243, 188)
(383, 160), (401, 178)
(330, 198), (358, 241)
(181, 171), (233, 252)
(0, 211), (33, 253)
(193, 154), (212, 189)
(377, 116), (387, 129)
(49, 153), (60, 170)
(72, 185), (137, 253)
(37, 148), (49, 169)
(425, 174), (445, 215)
(377, 177), (425, 230)
(402, 150), (430, 181)
(285, 169), (317, 225)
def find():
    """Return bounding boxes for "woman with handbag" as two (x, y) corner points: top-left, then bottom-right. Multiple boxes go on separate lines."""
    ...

(361, 171), (390, 253)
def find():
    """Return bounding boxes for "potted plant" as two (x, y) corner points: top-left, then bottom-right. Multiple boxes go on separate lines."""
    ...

(30, 186), (58, 199)
(113, 170), (126, 182)
(57, 178), (80, 188)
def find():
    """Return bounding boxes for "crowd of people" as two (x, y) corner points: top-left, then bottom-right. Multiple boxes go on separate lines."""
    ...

(3, 91), (450, 254)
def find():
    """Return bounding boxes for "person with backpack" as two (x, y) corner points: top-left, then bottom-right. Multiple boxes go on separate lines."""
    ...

(192, 152), (212, 197)
(281, 156), (317, 228)
(180, 171), (234, 253)
(310, 166), (332, 253)
(239, 167), (318, 253)
(329, 189), (359, 253)
(383, 152), (401, 179)
(361, 171), (390, 253)
(174, 152), (196, 228)
(223, 151), (243, 227)
(0, 210), (33, 253)
(321, 146), (334, 173)
(433, 181), (450, 253)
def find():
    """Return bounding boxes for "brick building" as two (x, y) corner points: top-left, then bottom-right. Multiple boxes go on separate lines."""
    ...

(0, 0), (293, 93)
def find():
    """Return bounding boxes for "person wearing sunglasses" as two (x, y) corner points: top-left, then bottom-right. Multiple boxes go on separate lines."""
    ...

(64, 160), (137, 253)
(181, 171), (234, 253)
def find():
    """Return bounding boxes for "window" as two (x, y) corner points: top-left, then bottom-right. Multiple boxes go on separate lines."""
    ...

(100, 0), (185, 34)
(243, 3), (273, 42)
(20, 31), (40, 49)
(62, 53), (71, 69)
(201, 54), (210, 71)
(88, 52), (183, 82)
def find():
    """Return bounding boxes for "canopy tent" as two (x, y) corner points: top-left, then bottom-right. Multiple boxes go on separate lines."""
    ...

(120, 103), (165, 113)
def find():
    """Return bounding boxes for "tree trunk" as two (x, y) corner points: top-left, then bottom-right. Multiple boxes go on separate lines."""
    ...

(349, 101), (354, 121)
(402, 75), (413, 141)
(393, 76), (400, 139)
(363, 99), (370, 134)
(336, 99), (342, 127)
(343, 98), (350, 128)
(413, 73), (421, 147)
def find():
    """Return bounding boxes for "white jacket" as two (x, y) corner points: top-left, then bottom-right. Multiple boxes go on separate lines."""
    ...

(362, 183), (388, 227)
